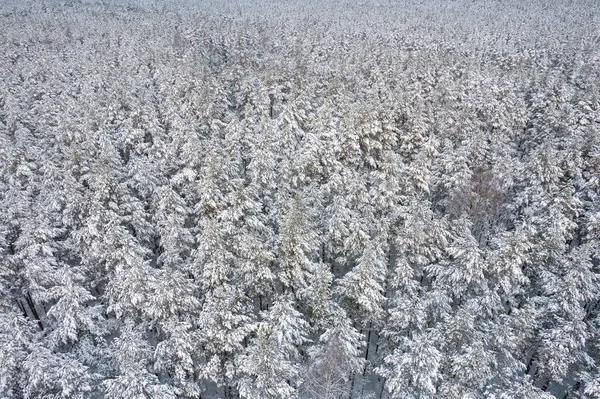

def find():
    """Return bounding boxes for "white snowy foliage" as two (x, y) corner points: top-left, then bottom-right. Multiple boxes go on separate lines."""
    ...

(47, 267), (97, 343)
(0, 0), (599, 398)
(105, 321), (178, 399)
(338, 239), (387, 324)
(378, 331), (442, 399)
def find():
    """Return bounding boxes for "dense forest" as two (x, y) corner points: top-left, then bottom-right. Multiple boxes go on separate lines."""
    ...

(1, 0), (599, 398)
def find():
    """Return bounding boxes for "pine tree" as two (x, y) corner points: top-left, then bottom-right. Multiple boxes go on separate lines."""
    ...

(278, 195), (318, 295)
(377, 330), (442, 399)
(46, 266), (99, 344)
(303, 306), (364, 399)
(237, 295), (309, 399)
(337, 238), (387, 326)
(104, 321), (177, 399)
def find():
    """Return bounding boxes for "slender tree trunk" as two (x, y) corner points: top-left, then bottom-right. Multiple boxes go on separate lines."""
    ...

(540, 378), (550, 392)
(525, 350), (536, 375)
(379, 377), (386, 399)
(359, 323), (373, 399)
(25, 292), (44, 331)
(347, 372), (355, 399)
(16, 298), (28, 318)
(364, 325), (372, 366)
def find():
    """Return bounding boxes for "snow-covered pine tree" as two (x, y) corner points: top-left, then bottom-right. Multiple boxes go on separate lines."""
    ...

(237, 295), (310, 399)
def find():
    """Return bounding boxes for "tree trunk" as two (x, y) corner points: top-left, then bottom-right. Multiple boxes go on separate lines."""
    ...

(379, 377), (386, 399)
(25, 292), (44, 331)
(347, 372), (355, 399)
